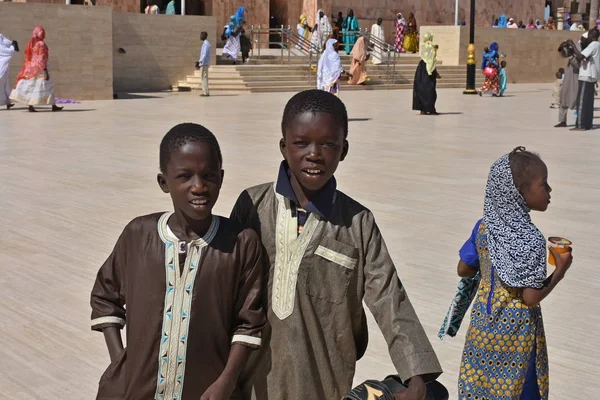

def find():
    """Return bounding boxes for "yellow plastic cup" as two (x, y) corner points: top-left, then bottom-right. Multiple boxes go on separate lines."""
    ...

(548, 237), (572, 266)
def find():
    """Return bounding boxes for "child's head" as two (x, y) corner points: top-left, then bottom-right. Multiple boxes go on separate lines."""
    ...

(555, 71), (562, 79)
(484, 46), (489, 53)
(501, 60), (506, 68)
(509, 146), (551, 211)
(280, 90), (349, 195)
(200, 31), (208, 41)
(558, 67), (565, 74)
(158, 123), (224, 221)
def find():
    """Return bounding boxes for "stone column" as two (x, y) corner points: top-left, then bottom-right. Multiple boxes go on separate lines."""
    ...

(557, 7), (565, 29)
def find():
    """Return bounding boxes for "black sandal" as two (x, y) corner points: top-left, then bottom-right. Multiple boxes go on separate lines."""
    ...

(342, 375), (449, 400)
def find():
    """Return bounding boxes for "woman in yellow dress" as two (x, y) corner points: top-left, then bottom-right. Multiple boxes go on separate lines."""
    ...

(404, 12), (418, 53)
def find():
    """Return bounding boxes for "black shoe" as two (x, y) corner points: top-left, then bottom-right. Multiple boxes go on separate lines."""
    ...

(554, 122), (567, 128)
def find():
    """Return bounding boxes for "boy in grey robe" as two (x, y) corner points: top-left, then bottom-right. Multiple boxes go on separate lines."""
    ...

(231, 90), (442, 400)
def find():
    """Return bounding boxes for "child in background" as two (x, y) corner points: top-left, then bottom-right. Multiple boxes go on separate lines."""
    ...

(498, 60), (508, 96)
(454, 147), (573, 400)
(551, 68), (565, 108)
(231, 90), (442, 400)
(91, 123), (266, 400)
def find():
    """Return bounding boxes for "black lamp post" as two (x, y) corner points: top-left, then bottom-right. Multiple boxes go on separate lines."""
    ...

(463, 0), (477, 94)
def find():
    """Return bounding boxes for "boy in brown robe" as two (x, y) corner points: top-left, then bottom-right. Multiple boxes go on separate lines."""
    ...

(231, 90), (442, 400)
(91, 123), (266, 400)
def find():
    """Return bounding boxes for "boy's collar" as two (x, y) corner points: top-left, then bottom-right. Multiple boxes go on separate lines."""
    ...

(275, 161), (336, 219)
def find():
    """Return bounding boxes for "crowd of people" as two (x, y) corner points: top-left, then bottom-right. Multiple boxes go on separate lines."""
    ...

(489, 13), (592, 31)
(0, 26), (63, 112)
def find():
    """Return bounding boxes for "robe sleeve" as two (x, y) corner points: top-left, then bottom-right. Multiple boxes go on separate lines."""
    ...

(361, 211), (443, 383)
(229, 190), (254, 228)
(231, 229), (266, 348)
(90, 224), (129, 331)
(459, 219), (482, 268)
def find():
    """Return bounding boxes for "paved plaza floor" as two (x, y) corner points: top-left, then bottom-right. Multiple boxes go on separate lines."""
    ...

(1, 84), (598, 399)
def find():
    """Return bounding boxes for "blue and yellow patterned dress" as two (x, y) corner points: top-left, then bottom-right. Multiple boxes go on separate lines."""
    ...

(458, 220), (549, 400)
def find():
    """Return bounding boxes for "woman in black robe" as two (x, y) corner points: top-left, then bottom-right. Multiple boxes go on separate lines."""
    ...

(412, 32), (440, 115)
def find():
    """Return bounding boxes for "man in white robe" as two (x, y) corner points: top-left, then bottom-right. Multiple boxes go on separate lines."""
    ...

(0, 34), (17, 109)
(370, 18), (385, 65)
(314, 9), (332, 51)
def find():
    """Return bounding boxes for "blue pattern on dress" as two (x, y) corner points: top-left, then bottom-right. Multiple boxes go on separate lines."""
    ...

(458, 221), (548, 400)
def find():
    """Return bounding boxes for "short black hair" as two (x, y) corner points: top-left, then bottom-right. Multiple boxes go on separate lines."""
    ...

(201, 31), (208, 38)
(509, 146), (545, 190)
(159, 123), (222, 173)
(281, 90), (348, 138)
(501, 60), (507, 68)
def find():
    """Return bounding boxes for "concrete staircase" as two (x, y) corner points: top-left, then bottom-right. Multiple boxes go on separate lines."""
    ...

(177, 54), (484, 93)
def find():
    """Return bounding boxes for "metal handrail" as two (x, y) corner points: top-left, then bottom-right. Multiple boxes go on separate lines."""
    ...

(247, 26), (322, 85)
(246, 26), (406, 85)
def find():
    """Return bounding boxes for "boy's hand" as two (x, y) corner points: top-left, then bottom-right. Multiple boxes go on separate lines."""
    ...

(200, 378), (233, 400)
(394, 376), (426, 400)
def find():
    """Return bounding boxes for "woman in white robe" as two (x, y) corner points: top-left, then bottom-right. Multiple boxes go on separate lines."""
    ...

(317, 38), (343, 95)
(0, 33), (16, 109)
(370, 18), (385, 65)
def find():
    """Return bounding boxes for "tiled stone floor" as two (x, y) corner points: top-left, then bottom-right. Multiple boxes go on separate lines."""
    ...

(1, 84), (597, 399)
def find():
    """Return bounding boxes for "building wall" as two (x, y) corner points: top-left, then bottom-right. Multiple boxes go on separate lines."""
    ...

(423, 25), (582, 83)
(112, 13), (216, 92)
(0, 2), (113, 100)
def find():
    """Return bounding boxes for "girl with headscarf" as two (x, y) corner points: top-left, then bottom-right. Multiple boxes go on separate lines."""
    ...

(526, 18), (536, 29)
(412, 32), (440, 115)
(403, 12), (418, 53)
(317, 38), (344, 95)
(10, 26), (62, 112)
(546, 17), (556, 30)
(0, 34), (18, 110)
(348, 36), (369, 85)
(478, 42), (500, 96)
(394, 13), (407, 52)
(342, 9), (360, 55)
(453, 146), (568, 400)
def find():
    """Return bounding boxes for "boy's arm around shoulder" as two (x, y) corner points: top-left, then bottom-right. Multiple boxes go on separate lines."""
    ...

(202, 228), (266, 399)
(360, 211), (442, 383)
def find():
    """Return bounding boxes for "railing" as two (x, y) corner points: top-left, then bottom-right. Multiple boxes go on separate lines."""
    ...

(247, 26), (321, 85)
(246, 26), (405, 85)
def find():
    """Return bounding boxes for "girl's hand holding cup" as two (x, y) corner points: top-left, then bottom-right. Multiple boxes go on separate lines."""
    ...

(548, 237), (573, 276)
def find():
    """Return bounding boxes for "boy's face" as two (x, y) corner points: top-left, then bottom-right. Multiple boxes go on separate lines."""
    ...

(157, 141), (223, 222)
(201, 33), (208, 41)
(280, 111), (348, 194)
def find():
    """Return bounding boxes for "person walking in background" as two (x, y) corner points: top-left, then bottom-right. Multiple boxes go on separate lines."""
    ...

(413, 32), (440, 115)
(395, 13), (407, 52)
(348, 36), (369, 84)
(313, 9), (332, 51)
(0, 33), (18, 110)
(165, 0), (175, 14)
(404, 12), (418, 53)
(334, 11), (344, 48)
(551, 68), (564, 108)
(498, 60), (508, 96)
(555, 39), (581, 127)
(478, 42), (500, 96)
(370, 18), (385, 64)
(144, 0), (160, 14)
(10, 26), (62, 112)
(573, 29), (600, 130)
(240, 29), (251, 64)
(296, 14), (312, 50)
(342, 9), (360, 54)
(317, 38), (343, 95)
(197, 31), (211, 97)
